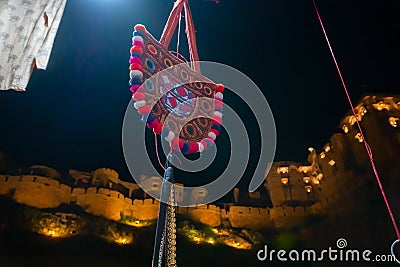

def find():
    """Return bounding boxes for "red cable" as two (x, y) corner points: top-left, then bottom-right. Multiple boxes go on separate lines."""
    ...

(312, 0), (400, 240)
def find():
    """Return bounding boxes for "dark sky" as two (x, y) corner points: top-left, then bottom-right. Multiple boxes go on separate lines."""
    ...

(1, 0), (399, 182)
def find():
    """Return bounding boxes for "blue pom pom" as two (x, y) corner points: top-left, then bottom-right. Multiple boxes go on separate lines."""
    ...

(129, 76), (142, 86)
(181, 143), (190, 154)
(147, 112), (156, 123)
(131, 52), (143, 59)
(211, 124), (220, 131)
(133, 31), (145, 38)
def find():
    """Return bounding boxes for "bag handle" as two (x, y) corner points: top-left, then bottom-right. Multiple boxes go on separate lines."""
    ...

(160, 0), (201, 73)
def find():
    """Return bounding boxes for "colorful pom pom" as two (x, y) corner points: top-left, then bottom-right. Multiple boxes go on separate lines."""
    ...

(215, 92), (223, 100)
(134, 24), (146, 32)
(129, 76), (142, 86)
(129, 56), (142, 65)
(210, 128), (219, 137)
(153, 123), (163, 134)
(132, 36), (144, 43)
(146, 112), (156, 122)
(133, 92), (145, 101)
(216, 84), (225, 93)
(130, 63), (143, 71)
(214, 111), (223, 118)
(214, 100), (223, 109)
(130, 85), (141, 94)
(181, 143), (190, 154)
(208, 131), (217, 140)
(130, 46), (143, 55)
(130, 70), (143, 79)
(138, 105), (150, 115)
(189, 142), (199, 153)
(147, 119), (159, 129)
(133, 40), (144, 48)
(165, 131), (175, 142)
(212, 116), (222, 124)
(134, 100), (146, 109)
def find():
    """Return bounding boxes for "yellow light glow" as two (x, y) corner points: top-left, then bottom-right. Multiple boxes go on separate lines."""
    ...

(349, 116), (359, 126)
(389, 117), (399, 128)
(311, 178), (320, 185)
(277, 167), (289, 174)
(305, 185), (312, 193)
(308, 147), (314, 152)
(324, 145), (331, 153)
(373, 101), (390, 111)
(206, 238), (215, 245)
(303, 177), (310, 183)
(316, 173), (323, 180)
(320, 152), (325, 159)
(359, 106), (367, 116)
(328, 160), (336, 166)
(342, 125), (349, 133)
(355, 133), (363, 143)
(281, 178), (289, 185)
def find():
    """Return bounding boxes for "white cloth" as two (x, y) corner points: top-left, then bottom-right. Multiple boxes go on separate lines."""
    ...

(0, 0), (67, 91)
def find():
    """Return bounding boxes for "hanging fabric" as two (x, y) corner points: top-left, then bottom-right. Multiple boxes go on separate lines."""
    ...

(0, 0), (67, 91)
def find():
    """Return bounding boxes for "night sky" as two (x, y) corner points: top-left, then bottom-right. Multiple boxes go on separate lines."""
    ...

(1, 0), (399, 183)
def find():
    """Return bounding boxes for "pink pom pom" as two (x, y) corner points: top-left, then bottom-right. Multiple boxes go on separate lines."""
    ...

(147, 119), (159, 129)
(133, 92), (145, 101)
(212, 116), (222, 124)
(133, 40), (144, 48)
(138, 106), (150, 115)
(130, 85), (141, 93)
(215, 100), (223, 109)
(189, 142), (199, 153)
(211, 129), (219, 137)
(130, 57), (142, 65)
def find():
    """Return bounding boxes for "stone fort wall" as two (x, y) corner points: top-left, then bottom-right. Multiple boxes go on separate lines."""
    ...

(0, 173), (349, 230)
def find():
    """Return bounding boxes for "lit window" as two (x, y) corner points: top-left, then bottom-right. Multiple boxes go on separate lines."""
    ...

(349, 116), (357, 126)
(281, 178), (288, 185)
(373, 101), (390, 111)
(303, 177), (310, 183)
(298, 166), (311, 173)
(389, 117), (399, 128)
(359, 106), (367, 116)
(311, 177), (320, 185)
(342, 125), (349, 133)
(355, 133), (363, 143)
(277, 167), (289, 174)
(305, 186), (312, 193)
(320, 152), (326, 159)
(328, 160), (336, 166)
